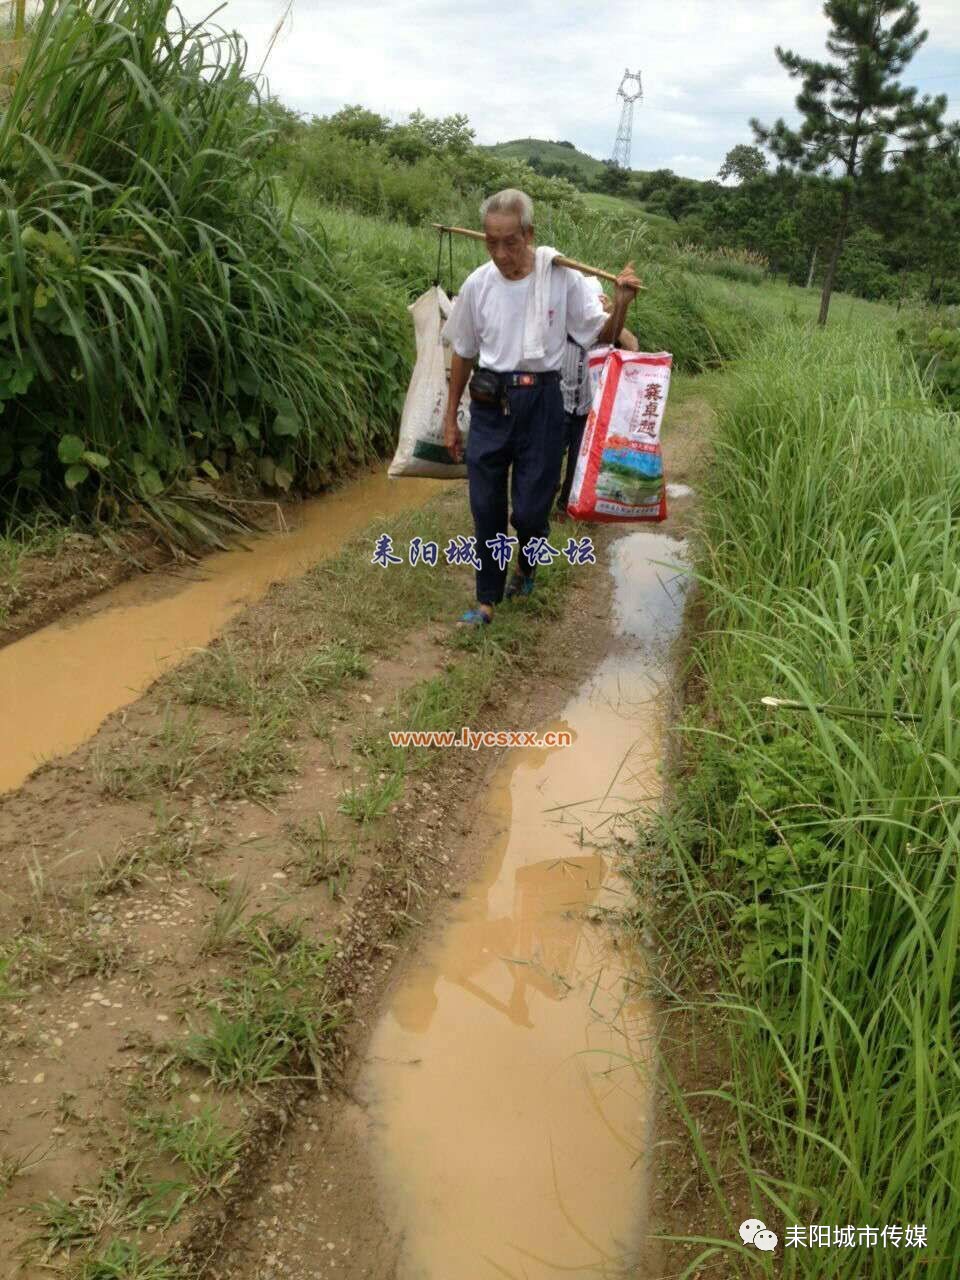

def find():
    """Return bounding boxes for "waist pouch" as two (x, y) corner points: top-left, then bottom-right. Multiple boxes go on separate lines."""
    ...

(469, 368), (502, 406)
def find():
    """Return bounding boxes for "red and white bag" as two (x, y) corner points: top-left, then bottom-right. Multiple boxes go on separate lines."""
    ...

(567, 349), (672, 523)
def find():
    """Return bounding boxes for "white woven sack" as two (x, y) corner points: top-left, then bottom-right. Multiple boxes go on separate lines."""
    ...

(387, 286), (470, 479)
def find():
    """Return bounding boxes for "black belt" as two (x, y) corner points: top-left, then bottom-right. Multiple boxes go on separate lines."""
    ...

(470, 368), (560, 416)
(489, 369), (560, 386)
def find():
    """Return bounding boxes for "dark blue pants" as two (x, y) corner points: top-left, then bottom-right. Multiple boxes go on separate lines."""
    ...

(556, 410), (588, 512)
(466, 380), (565, 605)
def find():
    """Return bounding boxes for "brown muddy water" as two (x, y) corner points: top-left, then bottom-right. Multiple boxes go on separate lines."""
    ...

(0, 471), (449, 793)
(361, 529), (688, 1279)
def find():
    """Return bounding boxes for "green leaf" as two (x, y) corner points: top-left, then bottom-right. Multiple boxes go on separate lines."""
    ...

(200, 459), (219, 480)
(274, 465), (293, 492)
(273, 403), (302, 437)
(58, 434), (85, 464)
(82, 451), (111, 470)
(65, 464), (90, 489)
(259, 456), (276, 486)
(139, 467), (164, 497)
(20, 445), (41, 467)
(238, 367), (260, 396)
(6, 361), (35, 396)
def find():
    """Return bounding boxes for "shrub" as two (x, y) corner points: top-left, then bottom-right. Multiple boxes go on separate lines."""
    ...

(908, 320), (960, 409)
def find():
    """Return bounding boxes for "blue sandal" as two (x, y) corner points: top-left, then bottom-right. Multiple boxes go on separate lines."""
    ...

(457, 607), (492, 628)
(505, 572), (535, 600)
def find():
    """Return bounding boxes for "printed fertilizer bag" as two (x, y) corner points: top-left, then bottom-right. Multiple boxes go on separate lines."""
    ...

(567, 349), (672, 523)
(388, 286), (470, 479)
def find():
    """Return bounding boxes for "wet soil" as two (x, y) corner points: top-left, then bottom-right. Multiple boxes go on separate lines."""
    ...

(0, 390), (714, 1279)
(0, 471), (449, 793)
(0, 473), (443, 654)
(0, 528), (172, 651)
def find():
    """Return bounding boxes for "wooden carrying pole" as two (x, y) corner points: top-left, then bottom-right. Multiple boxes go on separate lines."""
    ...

(430, 223), (645, 289)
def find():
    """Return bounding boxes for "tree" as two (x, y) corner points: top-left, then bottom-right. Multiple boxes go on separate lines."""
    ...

(594, 161), (630, 196)
(327, 105), (389, 145)
(753, 0), (957, 325)
(405, 110), (475, 154)
(835, 227), (896, 297)
(884, 146), (960, 301)
(383, 126), (430, 164)
(718, 144), (768, 184)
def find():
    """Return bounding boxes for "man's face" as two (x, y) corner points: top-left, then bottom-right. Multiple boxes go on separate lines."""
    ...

(484, 211), (533, 280)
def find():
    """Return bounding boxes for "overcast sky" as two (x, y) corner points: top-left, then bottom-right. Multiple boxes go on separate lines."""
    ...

(184, 0), (960, 180)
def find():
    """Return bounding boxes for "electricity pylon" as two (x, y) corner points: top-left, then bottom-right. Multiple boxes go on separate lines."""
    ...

(610, 69), (642, 170)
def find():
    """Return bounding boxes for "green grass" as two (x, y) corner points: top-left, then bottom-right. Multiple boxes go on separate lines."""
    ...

(174, 637), (368, 719)
(34, 1162), (189, 1258)
(77, 1241), (182, 1279)
(130, 1104), (242, 1196)
(92, 824), (201, 896)
(338, 772), (405, 824)
(0, 511), (72, 587)
(200, 881), (254, 957)
(288, 815), (355, 894)
(182, 924), (340, 1088)
(640, 318), (960, 1276)
(94, 708), (209, 799)
(580, 191), (681, 241)
(94, 703), (299, 803)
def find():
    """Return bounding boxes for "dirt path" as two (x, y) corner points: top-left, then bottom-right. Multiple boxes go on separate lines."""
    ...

(194, 407), (706, 1279)
(211, 527), (691, 1280)
(0, 392), (709, 1279)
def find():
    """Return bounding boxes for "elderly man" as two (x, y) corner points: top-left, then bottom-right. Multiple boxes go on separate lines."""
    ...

(441, 188), (642, 627)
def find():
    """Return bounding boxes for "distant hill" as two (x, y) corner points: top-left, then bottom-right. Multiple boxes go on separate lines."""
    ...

(485, 138), (658, 185)
(484, 138), (609, 184)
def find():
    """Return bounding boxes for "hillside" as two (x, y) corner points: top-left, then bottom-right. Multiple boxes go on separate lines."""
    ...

(483, 137), (609, 183)
(485, 137), (656, 187)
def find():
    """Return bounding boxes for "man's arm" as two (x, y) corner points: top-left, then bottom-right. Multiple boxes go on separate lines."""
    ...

(595, 261), (643, 347)
(443, 352), (474, 463)
(598, 291), (639, 351)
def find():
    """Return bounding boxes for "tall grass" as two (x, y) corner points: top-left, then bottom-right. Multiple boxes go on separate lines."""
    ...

(0, 0), (412, 544)
(643, 322), (960, 1275)
(672, 241), (770, 287)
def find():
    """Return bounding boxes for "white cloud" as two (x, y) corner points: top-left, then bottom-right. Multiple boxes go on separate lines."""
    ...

(181, 0), (960, 178)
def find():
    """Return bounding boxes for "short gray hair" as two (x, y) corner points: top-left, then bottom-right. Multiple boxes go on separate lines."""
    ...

(480, 188), (534, 231)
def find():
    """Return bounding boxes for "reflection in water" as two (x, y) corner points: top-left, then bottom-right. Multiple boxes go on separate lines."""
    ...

(362, 531), (687, 1279)
(0, 471), (449, 792)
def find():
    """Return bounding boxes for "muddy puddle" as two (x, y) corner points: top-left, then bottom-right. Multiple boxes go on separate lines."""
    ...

(360, 529), (688, 1278)
(0, 471), (449, 793)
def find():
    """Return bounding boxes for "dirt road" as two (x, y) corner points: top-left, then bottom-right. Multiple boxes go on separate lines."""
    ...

(0, 393), (708, 1279)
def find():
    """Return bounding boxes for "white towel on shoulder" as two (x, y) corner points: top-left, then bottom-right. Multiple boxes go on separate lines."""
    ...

(521, 245), (560, 362)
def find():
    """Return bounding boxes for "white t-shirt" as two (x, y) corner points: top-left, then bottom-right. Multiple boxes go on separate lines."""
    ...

(442, 260), (606, 373)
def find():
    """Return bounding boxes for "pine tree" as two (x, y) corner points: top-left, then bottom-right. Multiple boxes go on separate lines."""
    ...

(752, 1), (957, 325)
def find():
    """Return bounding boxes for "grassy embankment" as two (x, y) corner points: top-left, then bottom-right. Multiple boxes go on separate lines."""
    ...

(635, 316), (960, 1276)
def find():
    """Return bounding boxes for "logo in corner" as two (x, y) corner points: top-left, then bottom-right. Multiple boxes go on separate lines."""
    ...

(740, 1219), (778, 1252)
